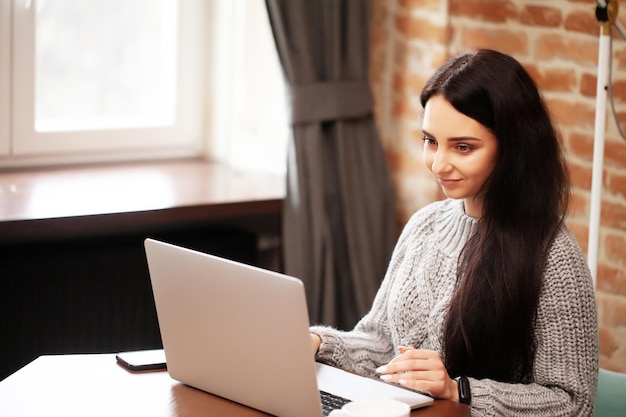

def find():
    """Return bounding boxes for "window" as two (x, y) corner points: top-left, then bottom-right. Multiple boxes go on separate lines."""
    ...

(4, 0), (204, 166)
(208, 0), (289, 174)
(1, 0), (288, 173)
(34, 0), (178, 133)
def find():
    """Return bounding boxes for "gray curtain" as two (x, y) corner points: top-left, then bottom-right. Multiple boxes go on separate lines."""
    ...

(266, 0), (396, 330)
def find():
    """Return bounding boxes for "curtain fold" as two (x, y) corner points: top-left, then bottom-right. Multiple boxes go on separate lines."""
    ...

(290, 81), (373, 123)
(266, 0), (396, 330)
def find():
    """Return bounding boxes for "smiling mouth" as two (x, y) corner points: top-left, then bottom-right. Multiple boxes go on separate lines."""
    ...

(438, 178), (460, 185)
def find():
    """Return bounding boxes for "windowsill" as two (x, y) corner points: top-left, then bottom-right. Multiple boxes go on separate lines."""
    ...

(0, 158), (285, 244)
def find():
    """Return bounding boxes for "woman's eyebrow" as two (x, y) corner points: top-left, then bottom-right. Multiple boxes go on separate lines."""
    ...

(421, 129), (482, 142)
(449, 137), (482, 142)
(422, 129), (434, 137)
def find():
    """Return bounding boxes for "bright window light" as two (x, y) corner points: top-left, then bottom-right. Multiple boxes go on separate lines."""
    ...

(34, 0), (177, 132)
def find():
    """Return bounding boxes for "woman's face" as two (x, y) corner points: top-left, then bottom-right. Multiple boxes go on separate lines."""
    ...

(422, 95), (498, 218)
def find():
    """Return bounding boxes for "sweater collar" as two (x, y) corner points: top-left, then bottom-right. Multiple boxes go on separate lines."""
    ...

(434, 199), (478, 256)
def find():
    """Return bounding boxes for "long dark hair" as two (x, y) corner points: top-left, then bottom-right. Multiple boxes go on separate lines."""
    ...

(420, 49), (569, 381)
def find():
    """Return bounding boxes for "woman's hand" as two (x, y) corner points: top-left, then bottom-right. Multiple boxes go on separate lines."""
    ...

(375, 347), (459, 401)
(310, 333), (322, 356)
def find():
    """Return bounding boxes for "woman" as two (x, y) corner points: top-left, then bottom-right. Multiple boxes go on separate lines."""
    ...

(309, 49), (599, 416)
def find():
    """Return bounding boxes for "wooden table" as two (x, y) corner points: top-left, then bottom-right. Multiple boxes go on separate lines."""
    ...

(0, 354), (470, 416)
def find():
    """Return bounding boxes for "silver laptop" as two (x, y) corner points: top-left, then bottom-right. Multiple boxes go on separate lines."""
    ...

(144, 238), (433, 417)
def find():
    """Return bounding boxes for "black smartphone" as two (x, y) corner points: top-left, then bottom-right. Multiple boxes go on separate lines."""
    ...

(116, 349), (167, 371)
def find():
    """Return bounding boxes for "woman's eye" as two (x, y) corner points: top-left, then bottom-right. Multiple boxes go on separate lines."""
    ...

(422, 136), (436, 146)
(457, 144), (472, 152)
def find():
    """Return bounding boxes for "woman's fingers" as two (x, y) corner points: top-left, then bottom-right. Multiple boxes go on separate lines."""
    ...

(376, 347), (442, 374)
(375, 348), (456, 400)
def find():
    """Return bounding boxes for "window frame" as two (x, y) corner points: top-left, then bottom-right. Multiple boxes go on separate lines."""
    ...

(0, 0), (10, 157)
(1, 0), (208, 168)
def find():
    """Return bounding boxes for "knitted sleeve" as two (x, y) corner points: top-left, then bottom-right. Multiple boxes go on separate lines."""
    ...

(310, 203), (438, 376)
(468, 226), (599, 417)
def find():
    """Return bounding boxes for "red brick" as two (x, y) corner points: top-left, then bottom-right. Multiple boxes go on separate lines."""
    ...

(393, 71), (428, 95)
(392, 38), (409, 68)
(396, 15), (446, 43)
(387, 144), (424, 176)
(392, 72), (407, 94)
(567, 131), (594, 162)
(609, 79), (626, 102)
(370, 31), (387, 51)
(456, 26), (528, 55)
(606, 170), (626, 200)
(599, 325), (619, 357)
(568, 191), (589, 218)
(613, 46), (626, 71)
(371, 0), (389, 43)
(525, 64), (577, 93)
(566, 218), (589, 253)
(580, 72), (597, 98)
(450, 0), (518, 23)
(604, 232), (626, 265)
(521, 5), (562, 27)
(569, 160), (593, 190)
(536, 34), (599, 67)
(601, 199), (626, 229)
(573, 137), (626, 185)
(613, 112), (626, 137)
(397, 0), (440, 12)
(597, 263), (626, 297)
(598, 295), (626, 327)
(392, 98), (416, 119)
(565, 10), (603, 37)
(386, 149), (403, 173)
(546, 98), (596, 129)
(605, 140), (626, 169)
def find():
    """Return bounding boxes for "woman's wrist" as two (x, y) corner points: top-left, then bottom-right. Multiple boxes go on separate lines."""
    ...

(450, 378), (460, 402)
(310, 333), (322, 355)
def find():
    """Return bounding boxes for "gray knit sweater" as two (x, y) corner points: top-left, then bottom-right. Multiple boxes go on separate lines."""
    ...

(311, 198), (599, 416)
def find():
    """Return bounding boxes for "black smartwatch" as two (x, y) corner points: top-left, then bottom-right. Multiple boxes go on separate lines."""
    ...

(455, 376), (471, 405)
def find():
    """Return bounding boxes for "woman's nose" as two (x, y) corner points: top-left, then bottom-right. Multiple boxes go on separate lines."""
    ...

(431, 150), (452, 175)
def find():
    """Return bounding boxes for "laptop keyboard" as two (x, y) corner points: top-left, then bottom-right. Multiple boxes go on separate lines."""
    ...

(320, 390), (351, 416)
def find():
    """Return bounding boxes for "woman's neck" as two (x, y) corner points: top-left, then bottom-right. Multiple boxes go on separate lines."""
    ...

(463, 197), (483, 219)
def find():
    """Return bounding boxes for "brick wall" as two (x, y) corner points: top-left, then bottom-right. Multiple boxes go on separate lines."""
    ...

(370, 0), (626, 372)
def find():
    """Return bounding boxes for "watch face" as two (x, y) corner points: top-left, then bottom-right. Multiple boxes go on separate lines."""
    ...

(456, 376), (471, 405)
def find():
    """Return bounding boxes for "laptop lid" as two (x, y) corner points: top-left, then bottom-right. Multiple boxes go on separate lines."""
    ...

(144, 238), (432, 417)
(145, 238), (322, 416)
